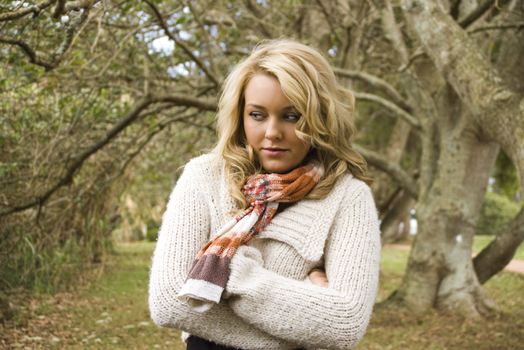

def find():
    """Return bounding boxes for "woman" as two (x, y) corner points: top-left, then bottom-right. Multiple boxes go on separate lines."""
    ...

(149, 39), (380, 350)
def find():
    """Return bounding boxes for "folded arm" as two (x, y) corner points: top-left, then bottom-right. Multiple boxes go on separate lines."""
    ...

(148, 162), (296, 349)
(226, 184), (381, 350)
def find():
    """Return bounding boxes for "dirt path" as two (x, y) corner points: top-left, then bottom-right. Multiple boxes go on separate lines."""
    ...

(386, 243), (524, 275)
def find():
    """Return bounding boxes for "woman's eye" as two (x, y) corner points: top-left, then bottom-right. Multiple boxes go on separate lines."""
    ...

(283, 113), (301, 122)
(249, 112), (264, 120)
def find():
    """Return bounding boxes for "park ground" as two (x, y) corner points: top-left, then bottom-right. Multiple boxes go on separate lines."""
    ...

(1, 239), (523, 350)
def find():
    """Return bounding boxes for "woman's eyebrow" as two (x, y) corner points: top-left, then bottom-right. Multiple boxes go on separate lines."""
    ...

(245, 103), (295, 110)
(245, 103), (266, 109)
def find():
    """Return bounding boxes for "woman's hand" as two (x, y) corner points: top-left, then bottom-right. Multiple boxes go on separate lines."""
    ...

(308, 267), (329, 287)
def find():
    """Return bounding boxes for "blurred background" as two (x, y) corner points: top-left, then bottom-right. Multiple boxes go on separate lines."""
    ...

(1, 0), (523, 349)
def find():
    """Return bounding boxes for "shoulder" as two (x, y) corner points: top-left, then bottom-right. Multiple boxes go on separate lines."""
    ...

(331, 172), (375, 204)
(180, 152), (224, 180)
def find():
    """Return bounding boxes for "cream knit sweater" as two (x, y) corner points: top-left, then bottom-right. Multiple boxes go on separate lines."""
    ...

(148, 153), (381, 350)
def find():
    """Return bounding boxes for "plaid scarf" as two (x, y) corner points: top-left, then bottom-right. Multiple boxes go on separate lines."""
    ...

(177, 162), (324, 312)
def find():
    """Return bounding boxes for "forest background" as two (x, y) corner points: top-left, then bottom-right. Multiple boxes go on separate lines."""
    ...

(1, 0), (523, 348)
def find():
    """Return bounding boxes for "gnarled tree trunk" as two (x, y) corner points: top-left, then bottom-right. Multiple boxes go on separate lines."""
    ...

(393, 108), (499, 317)
(391, 0), (524, 317)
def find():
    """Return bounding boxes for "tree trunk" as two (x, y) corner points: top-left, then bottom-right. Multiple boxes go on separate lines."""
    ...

(392, 117), (499, 317)
(401, 0), (524, 191)
(388, 0), (524, 317)
(473, 6), (524, 282)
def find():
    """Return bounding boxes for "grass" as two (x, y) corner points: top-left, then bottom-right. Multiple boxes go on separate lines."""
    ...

(1, 240), (523, 349)
(358, 244), (524, 350)
(1, 242), (183, 350)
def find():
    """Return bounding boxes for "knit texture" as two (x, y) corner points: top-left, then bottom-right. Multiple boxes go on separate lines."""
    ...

(148, 153), (381, 350)
(178, 163), (324, 312)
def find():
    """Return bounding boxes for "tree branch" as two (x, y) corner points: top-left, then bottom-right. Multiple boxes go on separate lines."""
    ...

(449, 0), (462, 20)
(354, 91), (421, 129)
(372, 0), (409, 63)
(151, 94), (216, 111)
(468, 22), (524, 34)
(142, 0), (221, 86)
(474, 204), (524, 284)
(64, 0), (100, 12)
(353, 144), (419, 198)
(0, 0), (56, 21)
(334, 67), (413, 113)
(0, 93), (217, 217)
(0, 35), (56, 70)
(52, 0), (66, 19)
(242, 0), (273, 38)
(401, 0), (524, 194)
(107, 112), (201, 183)
(185, 1), (221, 79)
(0, 7), (90, 71)
(458, 0), (495, 28)
(54, 8), (90, 62)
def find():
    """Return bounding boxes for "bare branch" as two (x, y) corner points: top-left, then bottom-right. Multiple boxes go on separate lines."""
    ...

(372, 0), (409, 63)
(0, 97), (151, 217)
(54, 8), (90, 62)
(314, 0), (340, 41)
(0, 0), (55, 22)
(0, 35), (56, 70)
(242, 0), (274, 38)
(142, 0), (221, 86)
(398, 48), (426, 72)
(0, 7), (90, 71)
(354, 144), (419, 199)
(459, 0), (496, 28)
(469, 22), (524, 34)
(52, 0), (66, 19)
(354, 91), (421, 129)
(449, 0), (462, 20)
(334, 67), (413, 113)
(151, 94), (216, 111)
(185, 1), (221, 78)
(65, 0), (100, 12)
(474, 204), (524, 283)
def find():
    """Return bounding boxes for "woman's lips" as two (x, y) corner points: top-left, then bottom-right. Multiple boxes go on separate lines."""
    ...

(261, 148), (288, 157)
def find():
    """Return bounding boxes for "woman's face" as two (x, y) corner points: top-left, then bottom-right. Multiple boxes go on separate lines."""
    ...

(243, 74), (310, 173)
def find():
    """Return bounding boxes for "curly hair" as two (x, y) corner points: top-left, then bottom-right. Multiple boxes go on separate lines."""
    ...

(213, 39), (370, 209)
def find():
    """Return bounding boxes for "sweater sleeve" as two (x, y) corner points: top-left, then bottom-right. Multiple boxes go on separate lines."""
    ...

(225, 184), (381, 350)
(148, 159), (297, 350)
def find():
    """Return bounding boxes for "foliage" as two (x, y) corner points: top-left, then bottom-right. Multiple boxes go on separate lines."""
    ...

(476, 191), (521, 236)
(493, 151), (520, 200)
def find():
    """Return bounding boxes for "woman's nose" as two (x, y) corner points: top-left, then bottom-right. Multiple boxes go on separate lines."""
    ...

(264, 116), (283, 140)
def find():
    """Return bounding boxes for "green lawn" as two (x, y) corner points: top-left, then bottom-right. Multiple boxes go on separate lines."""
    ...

(359, 241), (524, 350)
(1, 240), (523, 349)
(1, 242), (183, 350)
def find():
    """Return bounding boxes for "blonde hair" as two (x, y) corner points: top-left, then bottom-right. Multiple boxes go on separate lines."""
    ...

(214, 39), (370, 209)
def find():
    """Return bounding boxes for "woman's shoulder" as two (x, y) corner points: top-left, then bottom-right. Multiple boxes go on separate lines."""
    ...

(184, 152), (223, 171)
(182, 152), (224, 178)
(331, 172), (375, 204)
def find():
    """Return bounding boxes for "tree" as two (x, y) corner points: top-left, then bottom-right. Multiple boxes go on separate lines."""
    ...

(385, 0), (524, 317)
(1, 0), (522, 320)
